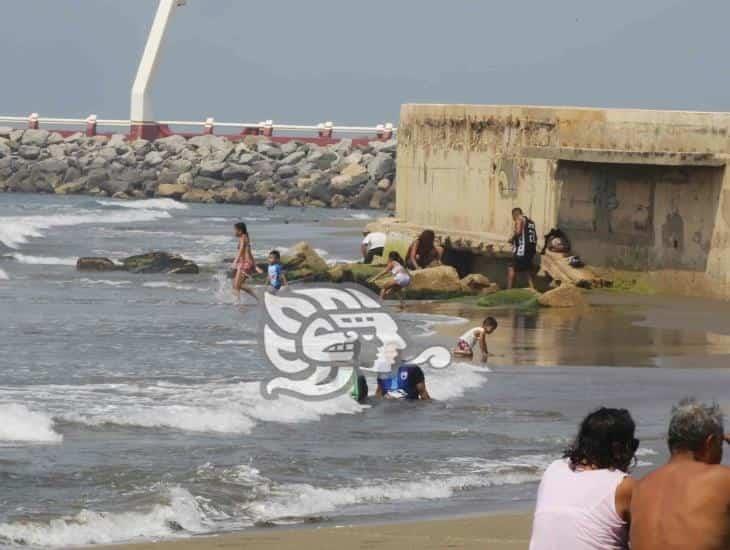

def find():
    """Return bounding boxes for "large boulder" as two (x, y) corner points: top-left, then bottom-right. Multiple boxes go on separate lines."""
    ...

(182, 188), (215, 203)
(368, 152), (395, 180)
(409, 265), (462, 294)
(21, 129), (50, 147)
(156, 135), (187, 154)
(222, 164), (255, 180)
(156, 183), (189, 199)
(341, 162), (369, 186)
(18, 145), (41, 160)
(281, 242), (329, 278)
(538, 285), (588, 308)
(76, 257), (119, 271)
(122, 252), (199, 274)
(460, 273), (498, 295)
(199, 160), (226, 178)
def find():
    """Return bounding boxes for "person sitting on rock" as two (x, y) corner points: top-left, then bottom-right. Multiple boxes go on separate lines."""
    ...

(361, 230), (386, 264)
(406, 229), (444, 270)
(368, 251), (411, 306)
(453, 316), (498, 362)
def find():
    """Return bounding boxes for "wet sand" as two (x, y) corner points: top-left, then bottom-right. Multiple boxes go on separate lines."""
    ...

(102, 513), (532, 550)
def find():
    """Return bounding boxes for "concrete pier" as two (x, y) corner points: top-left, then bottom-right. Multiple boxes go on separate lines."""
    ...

(388, 104), (730, 298)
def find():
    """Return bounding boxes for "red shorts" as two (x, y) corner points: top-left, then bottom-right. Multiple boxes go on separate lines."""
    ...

(456, 339), (473, 353)
(237, 259), (255, 276)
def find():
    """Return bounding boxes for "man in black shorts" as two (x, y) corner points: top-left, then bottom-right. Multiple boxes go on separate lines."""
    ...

(508, 207), (537, 289)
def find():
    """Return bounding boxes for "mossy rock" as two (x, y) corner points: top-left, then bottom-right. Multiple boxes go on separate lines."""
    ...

(477, 288), (539, 309)
(121, 251), (199, 274)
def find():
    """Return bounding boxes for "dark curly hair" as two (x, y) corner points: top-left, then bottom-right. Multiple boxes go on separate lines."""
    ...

(563, 407), (638, 473)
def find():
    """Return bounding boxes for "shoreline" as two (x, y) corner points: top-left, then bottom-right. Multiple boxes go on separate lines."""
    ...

(100, 512), (533, 550)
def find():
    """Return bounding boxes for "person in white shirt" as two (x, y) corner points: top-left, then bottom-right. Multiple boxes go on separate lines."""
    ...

(529, 407), (638, 550)
(453, 317), (498, 361)
(361, 230), (387, 264)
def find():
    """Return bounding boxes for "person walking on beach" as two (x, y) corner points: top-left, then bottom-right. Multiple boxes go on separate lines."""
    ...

(508, 207), (537, 289)
(368, 251), (411, 306)
(406, 229), (443, 270)
(266, 250), (287, 292)
(232, 222), (262, 303)
(629, 398), (730, 550)
(361, 230), (386, 264)
(453, 316), (498, 362)
(529, 407), (638, 550)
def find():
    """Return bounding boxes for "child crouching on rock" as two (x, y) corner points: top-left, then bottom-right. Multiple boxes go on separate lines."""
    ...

(453, 316), (498, 362)
(369, 251), (411, 306)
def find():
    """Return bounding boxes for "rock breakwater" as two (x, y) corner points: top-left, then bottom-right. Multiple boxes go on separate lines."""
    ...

(0, 128), (396, 209)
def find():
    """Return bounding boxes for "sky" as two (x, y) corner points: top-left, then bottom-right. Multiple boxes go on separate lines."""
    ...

(0, 0), (727, 126)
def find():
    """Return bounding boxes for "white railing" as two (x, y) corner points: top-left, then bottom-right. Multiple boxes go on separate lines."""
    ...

(0, 114), (396, 138)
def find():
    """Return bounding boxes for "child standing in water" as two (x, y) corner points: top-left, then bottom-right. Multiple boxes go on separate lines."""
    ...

(368, 251), (411, 307)
(266, 250), (287, 292)
(453, 316), (498, 362)
(232, 222), (262, 303)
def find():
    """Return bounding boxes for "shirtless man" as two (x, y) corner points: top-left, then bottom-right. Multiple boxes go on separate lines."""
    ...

(630, 398), (730, 550)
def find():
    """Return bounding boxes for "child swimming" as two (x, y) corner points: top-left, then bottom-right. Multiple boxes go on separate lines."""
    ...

(368, 251), (411, 306)
(266, 250), (287, 292)
(232, 222), (262, 303)
(453, 316), (498, 361)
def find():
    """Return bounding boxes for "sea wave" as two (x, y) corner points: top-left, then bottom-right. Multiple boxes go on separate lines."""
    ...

(248, 454), (548, 522)
(8, 253), (76, 266)
(0, 268), (7, 280)
(0, 403), (63, 444)
(96, 198), (189, 211)
(0, 487), (208, 548)
(64, 404), (257, 435)
(0, 209), (173, 249)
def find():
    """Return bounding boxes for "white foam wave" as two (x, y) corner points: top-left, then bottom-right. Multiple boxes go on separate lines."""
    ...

(635, 447), (658, 456)
(0, 487), (208, 547)
(348, 212), (372, 220)
(65, 405), (256, 435)
(0, 209), (172, 249)
(249, 454), (547, 521)
(0, 268), (7, 280)
(9, 253), (76, 266)
(425, 363), (489, 400)
(142, 281), (200, 292)
(215, 340), (257, 346)
(80, 278), (131, 287)
(97, 198), (189, 210)
(0, 403), (62, 444)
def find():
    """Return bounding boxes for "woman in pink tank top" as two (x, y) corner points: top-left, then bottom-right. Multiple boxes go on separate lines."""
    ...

(530, 408), (639, 550)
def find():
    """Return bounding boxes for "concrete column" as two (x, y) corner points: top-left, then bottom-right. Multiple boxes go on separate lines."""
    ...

(203, 117), (215, 135)
(28, 113), (39, 129)
(262, 120), (274, 137)
(85, 115), (98, 137)
(130, 0), (184, 139)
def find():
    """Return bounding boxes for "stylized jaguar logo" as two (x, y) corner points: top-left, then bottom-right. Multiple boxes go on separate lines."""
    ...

(259, 284), (451, 401)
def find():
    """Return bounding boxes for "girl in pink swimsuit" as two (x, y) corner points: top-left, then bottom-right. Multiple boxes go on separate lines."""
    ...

(232, 222), (261, 303)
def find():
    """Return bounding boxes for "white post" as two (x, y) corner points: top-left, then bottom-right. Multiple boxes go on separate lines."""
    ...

(130, 0), (185, 128)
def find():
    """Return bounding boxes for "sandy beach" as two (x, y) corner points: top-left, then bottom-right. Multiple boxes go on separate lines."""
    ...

(102, 513), (532, 550)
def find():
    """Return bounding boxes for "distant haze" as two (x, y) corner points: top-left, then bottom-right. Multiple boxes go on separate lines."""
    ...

(0, 0), (726, 125)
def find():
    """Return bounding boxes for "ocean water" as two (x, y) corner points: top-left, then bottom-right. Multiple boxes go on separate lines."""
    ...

(0, 194), (728, 548)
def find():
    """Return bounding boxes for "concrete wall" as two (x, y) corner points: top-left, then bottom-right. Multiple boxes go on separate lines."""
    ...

(395, 104), (730, 297)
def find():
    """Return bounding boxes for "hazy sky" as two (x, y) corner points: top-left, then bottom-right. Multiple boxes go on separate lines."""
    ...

(1, 0), (726, 125)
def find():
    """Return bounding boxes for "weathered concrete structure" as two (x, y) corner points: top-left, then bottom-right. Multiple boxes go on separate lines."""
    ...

(385, 104), (730, 298)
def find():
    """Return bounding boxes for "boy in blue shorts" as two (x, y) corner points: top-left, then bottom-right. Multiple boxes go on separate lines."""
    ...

(267, 250), (287, 292)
